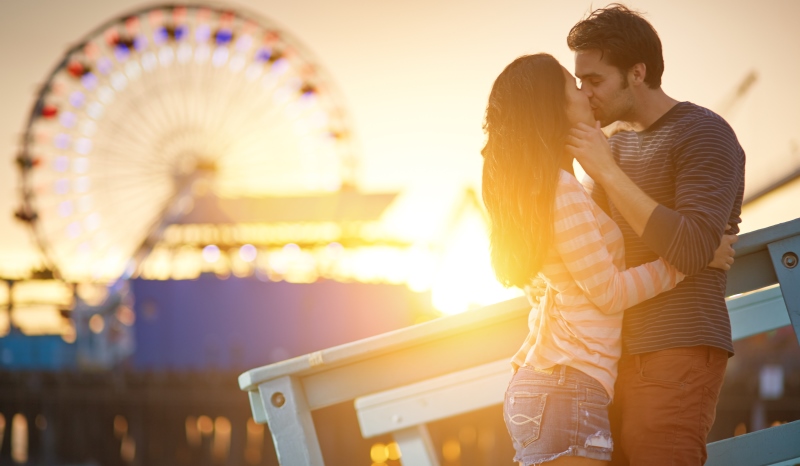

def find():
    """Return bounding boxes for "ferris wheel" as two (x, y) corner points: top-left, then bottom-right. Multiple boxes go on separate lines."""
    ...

(15, 4), (360, 283)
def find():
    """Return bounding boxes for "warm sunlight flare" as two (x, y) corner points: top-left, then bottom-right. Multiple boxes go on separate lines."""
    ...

(132, 188), (521, 315)
(431, 208), (522, 315)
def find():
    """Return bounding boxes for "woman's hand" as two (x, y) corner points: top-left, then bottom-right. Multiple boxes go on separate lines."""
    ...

(708, 225), (738, 271)
(524, 277), (547, 307)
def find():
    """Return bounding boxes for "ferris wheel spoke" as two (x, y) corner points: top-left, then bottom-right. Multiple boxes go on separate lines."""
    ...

(31, 169), (169, 214)
(204, 65), (268, 134)
(92, 197), (171, 235)
(203, 70), (291, 142)
(87, 178), (171, 199)
(91, 143), (175, 172)
(212, 104), (303, 162)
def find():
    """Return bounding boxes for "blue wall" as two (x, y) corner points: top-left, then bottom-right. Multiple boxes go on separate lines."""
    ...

(131, 275), (430, 371)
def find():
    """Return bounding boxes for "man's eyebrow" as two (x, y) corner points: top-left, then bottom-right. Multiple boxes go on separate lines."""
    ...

(576, 72), (602, 80)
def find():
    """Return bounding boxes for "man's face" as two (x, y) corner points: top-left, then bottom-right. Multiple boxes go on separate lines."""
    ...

(574, 49), (635, 127)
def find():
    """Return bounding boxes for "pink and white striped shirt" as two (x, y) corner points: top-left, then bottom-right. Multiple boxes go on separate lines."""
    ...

(511, 170), (684, 398)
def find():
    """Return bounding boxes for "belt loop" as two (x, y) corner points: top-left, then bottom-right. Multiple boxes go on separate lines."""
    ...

(558, 364), (566, 385)
(634, 354), (642, 373)
(706, 345), (712, 366)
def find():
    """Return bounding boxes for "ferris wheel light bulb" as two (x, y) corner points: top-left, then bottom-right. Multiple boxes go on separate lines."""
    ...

(239, 244), (257, 262)
(202, 245), (221, 263)
(81, 73), (98, 91)
(134, 36), (148, 52)
(75, 138), (92, 155)
(196, 24), (211, 43)
(97, 87), (114, 104)
(97, 57), (113, 75)
(124, 61), (141, 80)
(114, 46), (130, 63)
(111, 73), (128, 91)
(58, 201), (73, 218)
(54, 156), (69, 172)
(54, 133), (71, 150)
(235, 35), (252, 52)
(55, 178), (69, 194)
(67, 222), (81, 239)
(60, 112), (77, 128)
(212, 47), (229, 67)
(69, 91), (85, 108)
(86, 102), (104, 120)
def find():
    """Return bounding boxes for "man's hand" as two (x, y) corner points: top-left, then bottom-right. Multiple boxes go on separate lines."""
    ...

(566, 121), (658, 237)
(708, 225), (738, 271)
(524, 277), (547, 308)
(566, 121), (617, 184)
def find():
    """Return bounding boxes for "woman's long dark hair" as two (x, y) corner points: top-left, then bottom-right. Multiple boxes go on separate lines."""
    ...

(481, 53), (569, 288)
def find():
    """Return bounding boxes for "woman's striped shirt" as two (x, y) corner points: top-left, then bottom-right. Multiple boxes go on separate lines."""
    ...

(511, 170), (684, 398)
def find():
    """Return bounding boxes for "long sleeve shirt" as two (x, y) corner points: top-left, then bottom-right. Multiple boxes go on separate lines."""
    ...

(588, 102), (745, 355)
(512, 170), (684, 398)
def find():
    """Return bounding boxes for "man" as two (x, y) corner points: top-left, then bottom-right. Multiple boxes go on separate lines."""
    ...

(565, 5), (745, 465)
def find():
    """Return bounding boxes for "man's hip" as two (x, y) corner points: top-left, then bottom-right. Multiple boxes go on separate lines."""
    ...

(610, 345), (728, 466)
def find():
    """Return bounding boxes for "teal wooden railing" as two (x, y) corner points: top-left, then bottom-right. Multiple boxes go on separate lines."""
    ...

(239, 217), (800, 466)
(705, 217), (800, 466)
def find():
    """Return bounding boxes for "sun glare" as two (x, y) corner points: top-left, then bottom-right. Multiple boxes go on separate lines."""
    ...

(431, 207), (522, 315)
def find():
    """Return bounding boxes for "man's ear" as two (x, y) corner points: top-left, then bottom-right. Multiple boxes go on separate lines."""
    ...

(629, 63), (647, 86)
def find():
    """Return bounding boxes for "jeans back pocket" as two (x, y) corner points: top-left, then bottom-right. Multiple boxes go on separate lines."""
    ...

(504, 391), (547, 448)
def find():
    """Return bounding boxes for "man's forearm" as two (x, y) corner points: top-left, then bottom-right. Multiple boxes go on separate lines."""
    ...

(595, 164), (658, 237)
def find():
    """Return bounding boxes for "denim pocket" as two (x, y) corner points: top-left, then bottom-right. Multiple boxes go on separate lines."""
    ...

(504, 392), (547, 448)
(582, 386), (611, 408)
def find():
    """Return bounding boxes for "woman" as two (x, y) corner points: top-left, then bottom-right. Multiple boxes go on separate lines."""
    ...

(481, 53), (686, 465)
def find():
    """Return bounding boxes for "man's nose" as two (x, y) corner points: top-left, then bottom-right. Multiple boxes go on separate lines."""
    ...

(580, 85), (592, 98)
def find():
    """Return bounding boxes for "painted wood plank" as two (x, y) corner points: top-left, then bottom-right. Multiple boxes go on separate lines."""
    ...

(706, 420), (800, 466)
(727, 286), (790, 341)
(355, 359), (510, 438)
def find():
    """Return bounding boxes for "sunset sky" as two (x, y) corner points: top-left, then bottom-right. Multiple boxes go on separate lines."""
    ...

(1, 0), (799, 277)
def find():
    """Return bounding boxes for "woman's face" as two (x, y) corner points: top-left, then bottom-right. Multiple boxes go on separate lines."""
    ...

(562, 67), (595, 126)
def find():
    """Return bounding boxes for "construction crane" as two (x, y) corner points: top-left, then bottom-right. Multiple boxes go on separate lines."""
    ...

(716, 69), (758, 119)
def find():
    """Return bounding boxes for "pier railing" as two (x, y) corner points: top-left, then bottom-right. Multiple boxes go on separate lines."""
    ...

(239, 217), (800, 466)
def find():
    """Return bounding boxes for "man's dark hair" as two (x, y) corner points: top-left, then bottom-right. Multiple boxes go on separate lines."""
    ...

(567, 4), (664, 89)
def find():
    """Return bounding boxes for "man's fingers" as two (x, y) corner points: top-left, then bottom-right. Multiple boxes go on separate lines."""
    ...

(723, 234), (738, 246)
(565, 137), (587, 150)
(568, 128), (590, 140)
(565, 145), (577, 157)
